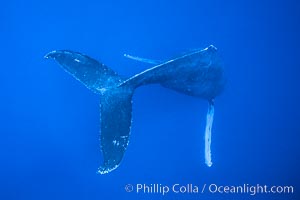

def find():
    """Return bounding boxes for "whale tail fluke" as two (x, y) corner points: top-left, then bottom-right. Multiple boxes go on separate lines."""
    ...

(97, 87), (134, 174)
(45, 50), (134, 174)
(45, 50), (124, 93)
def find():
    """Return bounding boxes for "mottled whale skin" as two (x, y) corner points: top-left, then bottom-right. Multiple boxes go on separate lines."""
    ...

(45, 45), (225, 174)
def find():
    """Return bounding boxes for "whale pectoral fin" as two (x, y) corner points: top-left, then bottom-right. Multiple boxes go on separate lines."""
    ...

(97, 88), (133, 174)
(204, 100), (214, 167)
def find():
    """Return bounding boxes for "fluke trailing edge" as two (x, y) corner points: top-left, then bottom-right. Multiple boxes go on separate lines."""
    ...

(45, 45), (225, 174)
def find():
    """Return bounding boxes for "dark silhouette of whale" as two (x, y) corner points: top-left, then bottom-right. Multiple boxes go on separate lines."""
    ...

(45, 45), (225, 174)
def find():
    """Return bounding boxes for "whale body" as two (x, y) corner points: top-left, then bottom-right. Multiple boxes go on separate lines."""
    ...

(45, 45), (225, 174)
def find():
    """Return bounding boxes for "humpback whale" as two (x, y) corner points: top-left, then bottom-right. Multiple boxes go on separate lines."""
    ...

(45, 45), (225, 174)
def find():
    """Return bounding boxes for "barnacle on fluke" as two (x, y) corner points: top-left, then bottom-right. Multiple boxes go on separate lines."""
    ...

(45, 45), (225, 174)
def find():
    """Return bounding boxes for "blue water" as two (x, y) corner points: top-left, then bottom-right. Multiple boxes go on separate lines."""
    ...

(1, 0), (300, 199)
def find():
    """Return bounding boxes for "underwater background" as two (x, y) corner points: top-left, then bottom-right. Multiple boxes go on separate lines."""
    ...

(1, 0), (300, 199)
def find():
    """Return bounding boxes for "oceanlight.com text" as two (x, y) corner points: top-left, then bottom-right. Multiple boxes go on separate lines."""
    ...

(207, 183), (294, 195)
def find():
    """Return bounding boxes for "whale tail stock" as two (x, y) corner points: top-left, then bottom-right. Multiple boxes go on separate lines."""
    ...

(45, 46), (224, 174)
